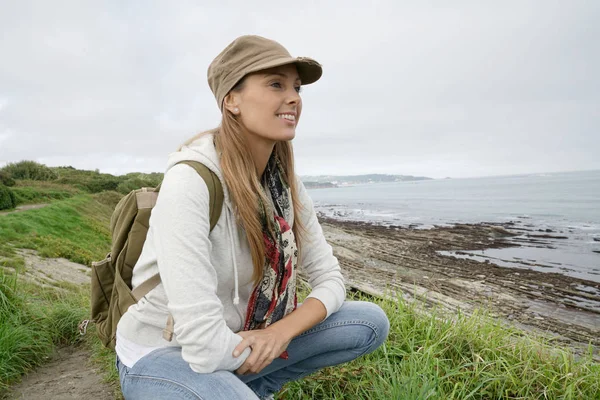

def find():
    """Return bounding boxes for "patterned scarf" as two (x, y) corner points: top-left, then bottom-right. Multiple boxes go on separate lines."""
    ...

(243, 153), (297, 333)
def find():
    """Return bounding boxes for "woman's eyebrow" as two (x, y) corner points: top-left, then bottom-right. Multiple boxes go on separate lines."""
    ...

(264, 72), (302, 83)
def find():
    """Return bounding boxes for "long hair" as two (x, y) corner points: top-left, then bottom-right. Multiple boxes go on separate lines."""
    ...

(179, 85), (304, 285)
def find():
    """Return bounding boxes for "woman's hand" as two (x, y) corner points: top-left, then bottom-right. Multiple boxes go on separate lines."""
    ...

(233, 327), (291, 375)
(233, 299), (327, 375)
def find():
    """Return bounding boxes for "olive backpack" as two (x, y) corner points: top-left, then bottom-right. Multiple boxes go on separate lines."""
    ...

(80, 161), (223, 349)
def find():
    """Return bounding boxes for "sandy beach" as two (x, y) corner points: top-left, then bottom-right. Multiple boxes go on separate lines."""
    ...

(313, 217), (600, 358)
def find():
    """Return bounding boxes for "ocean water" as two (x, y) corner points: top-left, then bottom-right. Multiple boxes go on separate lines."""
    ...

(307, 170), (600, 283)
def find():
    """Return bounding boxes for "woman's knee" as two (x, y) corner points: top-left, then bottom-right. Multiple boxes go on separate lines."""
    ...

(338, 301), (390, 353)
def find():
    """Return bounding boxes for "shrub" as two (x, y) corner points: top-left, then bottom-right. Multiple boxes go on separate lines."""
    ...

(0, 186), (16, 210)
(116, 177), (156, 194)
(0, 171), (15, 187)
(53, 167), (121, 193)
(0, 161), (57, 181)
(84, 176), (121, 193)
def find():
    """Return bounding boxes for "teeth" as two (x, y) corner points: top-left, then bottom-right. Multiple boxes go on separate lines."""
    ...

(278, 114), (295, 121)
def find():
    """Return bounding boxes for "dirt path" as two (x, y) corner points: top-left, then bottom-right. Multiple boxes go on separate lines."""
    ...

(0, 203), (50, 216)
(2, 250), (116, 400)
(316, 218), (600, 358)
(15, 248), (91, 289)
(6, 346), (114, 400)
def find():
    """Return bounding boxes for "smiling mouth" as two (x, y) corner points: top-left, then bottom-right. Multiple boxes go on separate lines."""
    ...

(276, 114), (296, 122)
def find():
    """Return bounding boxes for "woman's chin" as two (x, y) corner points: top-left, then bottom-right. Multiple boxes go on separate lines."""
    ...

(273, 129), (296, 142)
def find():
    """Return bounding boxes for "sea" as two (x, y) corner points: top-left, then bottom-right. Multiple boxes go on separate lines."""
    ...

(307, 169), (600, 284)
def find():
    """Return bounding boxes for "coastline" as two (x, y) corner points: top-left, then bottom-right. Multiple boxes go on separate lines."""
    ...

(314, 217), (600, 358)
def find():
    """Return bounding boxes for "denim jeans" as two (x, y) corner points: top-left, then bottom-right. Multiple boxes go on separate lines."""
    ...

(116, 301), (389, 399)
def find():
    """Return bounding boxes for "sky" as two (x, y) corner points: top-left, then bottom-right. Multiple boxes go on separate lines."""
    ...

(0, 1), (599, 179)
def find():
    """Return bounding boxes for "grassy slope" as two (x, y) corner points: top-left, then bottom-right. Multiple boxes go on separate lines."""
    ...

(0, 193), (116, 395)
(0, 189), (598, 399)
(0, 195), (111, 264)
(10, 180), (81, 206)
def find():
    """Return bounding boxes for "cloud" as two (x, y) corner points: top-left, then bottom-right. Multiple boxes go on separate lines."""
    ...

(0, 1), (598, 178)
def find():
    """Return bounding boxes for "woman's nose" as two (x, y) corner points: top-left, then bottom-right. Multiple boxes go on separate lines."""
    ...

(286, 88), (300, 104)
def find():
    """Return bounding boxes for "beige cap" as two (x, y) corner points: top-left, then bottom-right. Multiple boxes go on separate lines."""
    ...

(207, 35), (322, 111)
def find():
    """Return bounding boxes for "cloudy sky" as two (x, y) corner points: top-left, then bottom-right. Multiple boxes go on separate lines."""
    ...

(0, 1), (598, 179)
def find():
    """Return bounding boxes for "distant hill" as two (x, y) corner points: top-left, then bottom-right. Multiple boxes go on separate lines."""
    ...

(303, 181), (338, 189)
(301, 174), (432, 186)
(1, 161), (432, 196)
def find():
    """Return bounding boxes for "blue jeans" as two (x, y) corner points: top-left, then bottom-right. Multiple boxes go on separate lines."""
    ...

(116, 301), (389, 399)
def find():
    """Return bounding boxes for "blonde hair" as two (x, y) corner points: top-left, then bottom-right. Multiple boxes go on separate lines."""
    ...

(179, 109), (304, 285)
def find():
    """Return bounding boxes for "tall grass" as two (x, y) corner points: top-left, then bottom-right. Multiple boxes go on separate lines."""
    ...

(0, 269), (89, 392)
(279, 291), (600, 399)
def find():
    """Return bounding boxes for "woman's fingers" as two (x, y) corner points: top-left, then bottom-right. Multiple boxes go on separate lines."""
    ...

(234, 329), (286, 374)
(237, 345), (275, 374)
(233, 334), (253, 357)
(256, 357), (274, 374)
(237, 341), (264, 374)
(251, 349), (273, 373)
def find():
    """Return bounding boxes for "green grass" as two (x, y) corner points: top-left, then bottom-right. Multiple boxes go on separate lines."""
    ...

(0, 195), (112, 265)
(11, 180), (80, 206)
(278, 291), (599, 399)
(0, 269), (89, 392)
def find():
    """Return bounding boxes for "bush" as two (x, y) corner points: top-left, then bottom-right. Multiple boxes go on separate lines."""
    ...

(84, 176), (121, 193)
(0, 161), (57, 181)
(53, 167), (121, 193)
(116, 177), (157, 195)
(0, 171), (15, 187)
(0, 186), (16, 210)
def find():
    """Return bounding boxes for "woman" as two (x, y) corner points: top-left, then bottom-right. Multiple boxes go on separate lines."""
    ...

(115, 35), (389, 399)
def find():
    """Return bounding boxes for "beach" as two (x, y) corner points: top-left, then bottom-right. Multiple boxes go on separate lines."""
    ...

(313, 217), (600, 357)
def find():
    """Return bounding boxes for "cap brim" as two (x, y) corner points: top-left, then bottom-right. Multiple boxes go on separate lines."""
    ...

(246, 56), (322, 85)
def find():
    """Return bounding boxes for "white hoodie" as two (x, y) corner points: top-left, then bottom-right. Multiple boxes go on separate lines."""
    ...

(116, 133), (346, 373)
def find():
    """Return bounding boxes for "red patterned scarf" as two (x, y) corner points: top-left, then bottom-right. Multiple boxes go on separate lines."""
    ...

(244, 154), (297, 333)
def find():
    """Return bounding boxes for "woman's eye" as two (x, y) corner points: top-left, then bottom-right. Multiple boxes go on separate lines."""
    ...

(295, 86), (302, 93)
(271, 82), (282, 88)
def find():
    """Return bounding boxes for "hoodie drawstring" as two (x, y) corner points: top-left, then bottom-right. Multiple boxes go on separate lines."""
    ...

(226, 207), (240, 305)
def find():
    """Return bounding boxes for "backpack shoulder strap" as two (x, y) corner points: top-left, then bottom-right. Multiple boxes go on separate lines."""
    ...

(175, 160), (224, 231)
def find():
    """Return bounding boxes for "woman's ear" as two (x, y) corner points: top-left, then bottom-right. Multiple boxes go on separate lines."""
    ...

(223, 93), (240, 115)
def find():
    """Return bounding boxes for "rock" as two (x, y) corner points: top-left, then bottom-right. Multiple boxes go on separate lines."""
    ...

(526, 234), (569, 240)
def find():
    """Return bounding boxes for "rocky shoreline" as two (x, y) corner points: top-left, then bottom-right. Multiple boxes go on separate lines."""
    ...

(312, 217), (600, 358)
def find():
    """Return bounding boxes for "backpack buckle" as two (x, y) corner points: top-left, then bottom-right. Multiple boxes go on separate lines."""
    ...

(78, 319), (90, 336)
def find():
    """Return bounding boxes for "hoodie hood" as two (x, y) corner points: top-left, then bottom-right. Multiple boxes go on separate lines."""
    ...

(166, 132), (232, 207)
